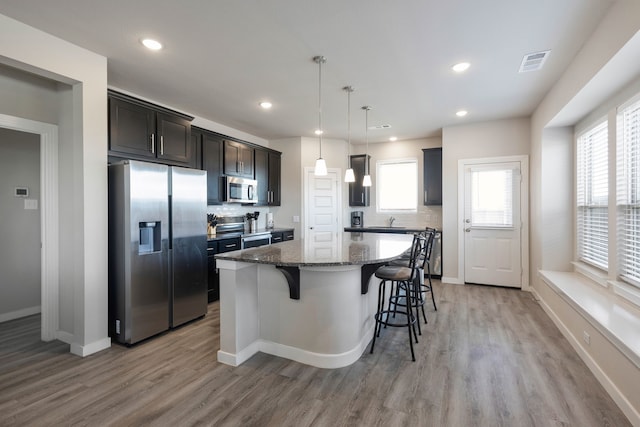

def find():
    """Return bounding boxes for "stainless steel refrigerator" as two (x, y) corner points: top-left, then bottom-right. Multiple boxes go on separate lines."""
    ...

(108, 160), (207, 344)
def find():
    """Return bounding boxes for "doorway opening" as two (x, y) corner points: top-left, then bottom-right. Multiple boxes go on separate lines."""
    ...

(0, 113), (59, 341)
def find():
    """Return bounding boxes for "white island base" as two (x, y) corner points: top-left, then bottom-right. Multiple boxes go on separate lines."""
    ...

(216, 261), (379, 369)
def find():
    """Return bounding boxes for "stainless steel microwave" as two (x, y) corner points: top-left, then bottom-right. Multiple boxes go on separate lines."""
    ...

(224, 176), (258, 204)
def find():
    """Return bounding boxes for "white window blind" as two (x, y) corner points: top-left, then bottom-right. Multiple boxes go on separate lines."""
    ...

(617, 98), (640, 287)
(577, 120), (608, 270)
(470, 168), (514, 227)
(377, 159), (418, 212)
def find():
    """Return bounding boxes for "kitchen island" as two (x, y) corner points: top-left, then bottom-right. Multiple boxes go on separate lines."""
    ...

(215, 232), (414, 368)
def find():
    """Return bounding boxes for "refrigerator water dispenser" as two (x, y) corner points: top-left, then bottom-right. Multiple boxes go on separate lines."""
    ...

(139, 221), (161, 254)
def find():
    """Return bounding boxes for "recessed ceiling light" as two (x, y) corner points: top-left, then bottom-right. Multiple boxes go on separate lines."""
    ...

(314, 129), (323, 135)
(456, 110), (468, 117)
(259, 101), (272, 109)
(389, 136), (397, 141)
(452, 62), (470, 73)
(141, 38), (163, 51)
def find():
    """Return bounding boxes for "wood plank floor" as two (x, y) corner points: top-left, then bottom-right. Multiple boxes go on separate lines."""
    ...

(0, 281), (631, 426)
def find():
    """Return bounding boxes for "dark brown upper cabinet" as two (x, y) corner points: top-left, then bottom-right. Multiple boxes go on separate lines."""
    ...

(108, 91), (193, 167)
(349, 154), (370, 207)
(223, 140), (254, 178)
(196, 127), (224, 205)
(423, 147), (442, 206)
(254, 148), (281, 206)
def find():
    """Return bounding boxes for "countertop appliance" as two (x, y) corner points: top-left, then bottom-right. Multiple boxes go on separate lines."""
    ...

(215, 215), (272, 249)
(351, 211), (363, 227)
(224, 176), (257, 204)
(108, 160), (207, 345)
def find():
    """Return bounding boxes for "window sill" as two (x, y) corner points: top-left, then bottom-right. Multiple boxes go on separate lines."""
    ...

(539, 270), (640, 369)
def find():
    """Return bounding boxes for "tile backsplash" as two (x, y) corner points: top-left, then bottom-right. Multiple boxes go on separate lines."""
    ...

(350, 205), (442, 230)
(208, 204), (272, 228)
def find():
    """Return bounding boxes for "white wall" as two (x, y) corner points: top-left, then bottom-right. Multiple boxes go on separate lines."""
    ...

(529, 0), (640, 422)
(270, 137), (303, 237)
(0, 128), (40, 320)
(441, 117), (531, 281)
(0, 13), (110, 356)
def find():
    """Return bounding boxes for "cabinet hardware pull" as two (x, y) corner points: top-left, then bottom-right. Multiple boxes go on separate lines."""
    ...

(361, 194), (364, 203)
(225, 244), (236, 248)
(150, 134), (155, 154)
(160, 136), (164, 155)
(424, 191), (427, 203)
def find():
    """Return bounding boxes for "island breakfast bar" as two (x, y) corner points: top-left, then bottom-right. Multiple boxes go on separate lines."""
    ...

(215, 232), (414, 368)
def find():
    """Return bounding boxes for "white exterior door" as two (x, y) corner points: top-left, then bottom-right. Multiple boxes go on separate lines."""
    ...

(305, 168), (341, 259)
(464, 161), (522, 288)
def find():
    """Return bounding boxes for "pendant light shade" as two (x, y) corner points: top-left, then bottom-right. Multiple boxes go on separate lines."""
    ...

(315, 157), (327, 175)
(344, 168), (356, 182)
(313, 56), (328, 176)
(343, 86), (355, 183)
(362, 106), (372, 187)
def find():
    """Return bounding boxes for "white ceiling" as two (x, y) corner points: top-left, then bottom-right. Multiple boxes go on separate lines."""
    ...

(0, 0), (614, 143)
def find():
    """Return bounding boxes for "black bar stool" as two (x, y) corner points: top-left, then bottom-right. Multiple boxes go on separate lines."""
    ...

(369, 233), (426, 361)
(388, 229), (435, 335)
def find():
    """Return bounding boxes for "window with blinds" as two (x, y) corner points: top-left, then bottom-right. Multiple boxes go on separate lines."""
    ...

(576, 120), (608, 270)
(617, 97), (640, 288)
(470, 168), (514, 227)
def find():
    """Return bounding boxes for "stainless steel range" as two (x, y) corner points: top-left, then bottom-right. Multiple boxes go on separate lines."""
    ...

(215, 215), (272, 249)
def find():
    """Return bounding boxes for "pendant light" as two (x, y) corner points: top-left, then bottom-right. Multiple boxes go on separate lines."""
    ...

(313, 55), (328, 176)
(362, 106), (372, 187)
(343, 86), (355, 183)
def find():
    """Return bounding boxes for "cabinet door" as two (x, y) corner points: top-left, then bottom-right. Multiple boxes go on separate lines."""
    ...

(349, 154), (370, 206)
(156, 112), (191, 165)
(423, 148), (442, 205)
(202, 132), (224, 205)
(254, 148), (269, 206)
(270, 231), (284, 244)
(109, 97), (156, 158)
(207, 241), (219, 303)
(283, 230), (294, 241)
(224, 140), (254, 178)
(268, 152), (281, 206)
(191, 130), (202, 169)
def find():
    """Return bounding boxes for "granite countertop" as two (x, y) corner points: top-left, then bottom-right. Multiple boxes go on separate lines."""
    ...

(215, 232), (413, 267)
(207, 227), (294, 242)
(344, 226), (442, 234)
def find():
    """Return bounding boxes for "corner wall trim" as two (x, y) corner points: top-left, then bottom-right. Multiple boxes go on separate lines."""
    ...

(70, 337), (111, 357)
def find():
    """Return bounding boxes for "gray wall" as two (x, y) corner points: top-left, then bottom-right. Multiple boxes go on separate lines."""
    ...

(0, 128), (41, 319)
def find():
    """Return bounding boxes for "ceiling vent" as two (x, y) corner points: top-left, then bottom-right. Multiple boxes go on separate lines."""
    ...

(519, 50), (550, 73)
(369, 124), (392, 130)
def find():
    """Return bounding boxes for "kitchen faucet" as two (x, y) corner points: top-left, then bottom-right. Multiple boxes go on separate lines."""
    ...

(389, 216), (396, 227)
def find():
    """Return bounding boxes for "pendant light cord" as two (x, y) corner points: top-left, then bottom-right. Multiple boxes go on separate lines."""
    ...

(317, 57), (323, 158)
(364, 106), (370, 175)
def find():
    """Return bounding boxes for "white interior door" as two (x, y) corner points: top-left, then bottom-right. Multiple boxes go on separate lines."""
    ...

(305, 168), (341, 258)
(464, 161), (522, 288)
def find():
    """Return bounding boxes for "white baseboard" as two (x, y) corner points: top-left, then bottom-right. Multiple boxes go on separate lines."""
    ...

(70, 337), (111, 357)
(217, 324), (376, 369)
(56, 330), (74, 345)
(536, 287), (640, 426)
(0, 305), (41, 323)
(441, 276), (464, 285)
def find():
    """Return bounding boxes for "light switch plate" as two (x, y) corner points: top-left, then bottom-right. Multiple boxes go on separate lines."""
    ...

(24, 199), (38, 210)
